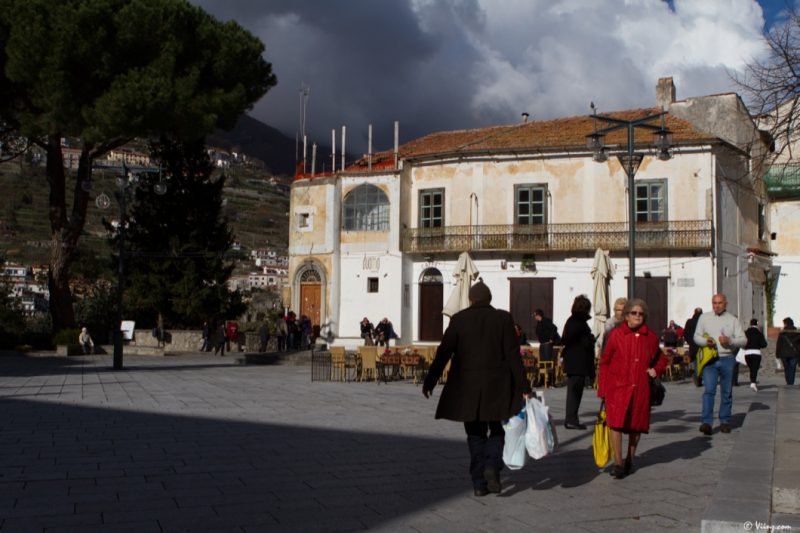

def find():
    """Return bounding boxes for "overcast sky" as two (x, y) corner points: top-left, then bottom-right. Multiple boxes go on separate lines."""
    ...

(191, 0), (786, 157)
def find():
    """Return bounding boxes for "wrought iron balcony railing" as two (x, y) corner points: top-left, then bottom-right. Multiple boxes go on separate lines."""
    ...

(402, 220), (712, 254)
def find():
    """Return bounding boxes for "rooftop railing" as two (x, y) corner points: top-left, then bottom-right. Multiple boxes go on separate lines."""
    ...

(402, 220), (713, 254)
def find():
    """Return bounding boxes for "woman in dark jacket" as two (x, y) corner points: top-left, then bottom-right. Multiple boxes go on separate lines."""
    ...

(561, 295), (595, 429)
(743, 319), (768, 391)
(423, 280), (529, 497)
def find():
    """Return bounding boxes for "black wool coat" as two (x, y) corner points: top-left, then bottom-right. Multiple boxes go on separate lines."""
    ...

(561, 313), (595, 376)
(423, 303), (530, 422)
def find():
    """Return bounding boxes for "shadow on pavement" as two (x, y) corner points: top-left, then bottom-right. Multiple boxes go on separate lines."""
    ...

(0, 397), (468, 531)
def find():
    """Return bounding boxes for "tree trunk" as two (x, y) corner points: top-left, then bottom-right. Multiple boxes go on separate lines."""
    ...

(45, 136), (93, 331)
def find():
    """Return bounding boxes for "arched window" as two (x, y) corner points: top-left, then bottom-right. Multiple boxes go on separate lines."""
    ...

(343, 184), (390, 231)
(300, 269), (321, 282)
(420, 268), (443, 283)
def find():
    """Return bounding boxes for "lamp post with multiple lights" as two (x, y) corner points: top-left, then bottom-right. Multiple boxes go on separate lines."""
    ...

(585, 105), (673, 299)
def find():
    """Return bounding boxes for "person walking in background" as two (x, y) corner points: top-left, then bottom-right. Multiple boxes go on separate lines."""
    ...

(534, 309), (560, 361)
(743, 318), (768, 391)
(299, 315), (312, 349)
(286, 312), (298, 350)
(214, 323), (227, 356)
(200, 321), (210, 352)
(561, 295), (595, 430)
(599, 297), (627, 353)
(78, 327), (94, 355)
(275, 315), (288, 352)
(661, 320), (680, 348)
(776, 317), (800, 385)
(598, 299), (667, 478)
(360, 317), (375, 346)
(684, 307), (703, 380)
(422, 280), (530, 497)
(693, 294), (746, 435)
(258, 321), (270, 353)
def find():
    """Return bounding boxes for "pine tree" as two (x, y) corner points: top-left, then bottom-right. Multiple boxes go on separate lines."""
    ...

(115, 138), (245, 329)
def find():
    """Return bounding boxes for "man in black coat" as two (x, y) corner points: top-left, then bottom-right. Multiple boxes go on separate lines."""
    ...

(423, 280), (530, 497)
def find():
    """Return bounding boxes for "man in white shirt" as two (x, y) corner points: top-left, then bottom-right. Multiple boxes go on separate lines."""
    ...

(693, 293), (746, 435)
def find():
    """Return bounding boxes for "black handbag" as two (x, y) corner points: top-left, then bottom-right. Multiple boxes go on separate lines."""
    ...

(650, 377), (666, 406)
(649, 351), (666, 407)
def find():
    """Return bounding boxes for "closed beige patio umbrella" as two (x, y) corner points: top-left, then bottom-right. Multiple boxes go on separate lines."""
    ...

(443, 252), (479, 317)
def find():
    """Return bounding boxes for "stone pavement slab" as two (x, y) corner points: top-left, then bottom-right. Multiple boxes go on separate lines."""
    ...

(0, 353), (787, 532)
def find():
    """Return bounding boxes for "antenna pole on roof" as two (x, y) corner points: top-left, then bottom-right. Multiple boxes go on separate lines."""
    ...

(368, 124), (372, 171)
(341, 126), (346, 172)
(331, 129), (336, 172)
(394, 121), (399, 169)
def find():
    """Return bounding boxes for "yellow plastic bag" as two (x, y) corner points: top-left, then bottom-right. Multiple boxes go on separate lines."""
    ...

(697, 344), (719, 377)
(592, 404), (611, 468)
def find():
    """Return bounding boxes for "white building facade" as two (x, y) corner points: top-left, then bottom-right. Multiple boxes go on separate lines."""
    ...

(288, 79), (772, 347)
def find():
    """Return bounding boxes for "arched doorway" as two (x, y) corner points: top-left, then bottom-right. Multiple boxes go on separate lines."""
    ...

(296, 265), (323, 327)
(419, 268), (443, 341)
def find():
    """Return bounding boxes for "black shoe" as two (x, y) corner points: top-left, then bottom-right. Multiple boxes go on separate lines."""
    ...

(564, 423), (587, 430)
(719, 423), (731, 434)
(699, 423), (712, 435)
(483, 469), (502, 494)
(624, 457), (633, 475)
(473, 487), (489, 497)
(610, 464), (625, 479)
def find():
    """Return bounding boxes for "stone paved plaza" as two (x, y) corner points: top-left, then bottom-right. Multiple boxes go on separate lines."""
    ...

(0, 352), (793, 532)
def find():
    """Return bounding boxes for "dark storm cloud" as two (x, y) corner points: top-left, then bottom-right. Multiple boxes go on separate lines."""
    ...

(191, 0), (770, 157)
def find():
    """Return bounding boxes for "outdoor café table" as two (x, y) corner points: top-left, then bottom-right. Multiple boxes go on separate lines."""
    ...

(377, 352), (402, 383)
(399, 352), (425, 385)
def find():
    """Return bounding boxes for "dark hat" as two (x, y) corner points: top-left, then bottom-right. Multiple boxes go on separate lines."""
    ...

(469, 279), (492, 304)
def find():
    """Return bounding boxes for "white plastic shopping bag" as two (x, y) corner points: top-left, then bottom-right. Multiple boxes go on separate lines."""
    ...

(502, 408), (528, 470)
(525, 394), (555, 460)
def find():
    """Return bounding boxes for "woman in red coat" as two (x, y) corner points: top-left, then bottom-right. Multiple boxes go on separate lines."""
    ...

(598, 298), (667, 479)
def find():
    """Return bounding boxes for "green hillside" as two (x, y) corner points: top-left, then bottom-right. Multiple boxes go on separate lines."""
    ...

(0, 159), (290, 279)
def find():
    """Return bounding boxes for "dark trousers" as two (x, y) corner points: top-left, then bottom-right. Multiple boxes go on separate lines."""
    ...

(464, 421), (505, 489)
(565, 374), (586, 425)
(783, 357), (797, 385)
(745, 355), (761, 383)
(732, 362), (740, 385)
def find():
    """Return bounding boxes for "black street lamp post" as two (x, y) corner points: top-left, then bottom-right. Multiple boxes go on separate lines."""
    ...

(586, 105), (673, 299)
(94, 163), (166, 370)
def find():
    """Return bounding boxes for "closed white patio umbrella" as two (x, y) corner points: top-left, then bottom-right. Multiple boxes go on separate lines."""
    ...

(443, 252), (479, 317)
(591, 248), (615, 339)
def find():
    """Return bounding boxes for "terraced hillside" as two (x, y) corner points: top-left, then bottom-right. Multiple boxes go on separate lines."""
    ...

(0, 160), (290, 278)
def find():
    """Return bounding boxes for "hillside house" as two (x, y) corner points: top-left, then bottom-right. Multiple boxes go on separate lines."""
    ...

(288, 78), (772, 346)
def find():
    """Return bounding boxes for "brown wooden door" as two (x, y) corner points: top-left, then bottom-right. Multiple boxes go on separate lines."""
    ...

(419, 282), (444, 341)
(300, 283), (321, 326)
(634, 277), (668, 336)
(509, 278), (554, 341)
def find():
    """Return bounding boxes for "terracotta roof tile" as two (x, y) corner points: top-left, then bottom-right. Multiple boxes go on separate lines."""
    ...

(349, 108), (715, 170)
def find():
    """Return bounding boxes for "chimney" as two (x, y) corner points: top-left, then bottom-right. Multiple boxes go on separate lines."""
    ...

(656, 77), (676, 109)
(521, 112), (530, 123)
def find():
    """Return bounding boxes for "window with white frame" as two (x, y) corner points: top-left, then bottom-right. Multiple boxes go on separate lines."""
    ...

(635, 180), (667, 222)
(419, 189), (444, 228)
(343, 184), (390, 231)
(515, 184), (547, 225)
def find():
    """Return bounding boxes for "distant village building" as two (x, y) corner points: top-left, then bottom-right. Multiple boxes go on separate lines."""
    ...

(2, 262), (49, 316)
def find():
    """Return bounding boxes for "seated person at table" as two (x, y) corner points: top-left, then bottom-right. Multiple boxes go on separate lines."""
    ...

(375, 317), (397, 346)
(514, 324), (528, 345)
(534, 309), (560, 361)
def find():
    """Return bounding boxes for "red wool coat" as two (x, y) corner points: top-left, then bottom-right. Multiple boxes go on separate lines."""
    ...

(597, 323), (667, 433)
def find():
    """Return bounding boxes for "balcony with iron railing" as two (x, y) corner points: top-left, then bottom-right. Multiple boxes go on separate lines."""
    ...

(402, 220), (713, 254)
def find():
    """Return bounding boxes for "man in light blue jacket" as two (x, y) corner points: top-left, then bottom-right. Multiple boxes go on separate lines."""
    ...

(693, 293), (746, 436)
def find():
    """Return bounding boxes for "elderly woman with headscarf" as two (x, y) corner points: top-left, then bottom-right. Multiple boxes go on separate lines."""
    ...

(598, 299), (667, 478)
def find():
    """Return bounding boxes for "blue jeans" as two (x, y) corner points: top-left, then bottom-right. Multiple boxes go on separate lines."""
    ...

(783, 357), (797, 385)
(702, 355), (735, 425)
